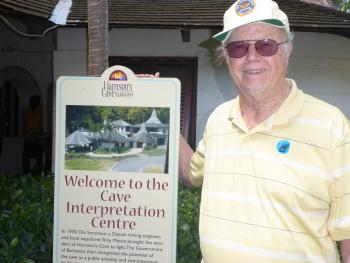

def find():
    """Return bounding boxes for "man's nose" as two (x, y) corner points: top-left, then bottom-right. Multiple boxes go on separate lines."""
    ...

(246, 43), (259, 60)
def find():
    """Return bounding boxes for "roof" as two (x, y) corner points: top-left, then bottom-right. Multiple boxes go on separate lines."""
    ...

(133, 109), (168, 129)
(65, 130), (91, 145)
(133, 123), (169, 129)
(0, 0), (57, 19)
(100, 131), (128, 143)
(131, 123), (156, 144)
(82, 131), (101, 140)
(1, 0), (350, 36)
(111, 119), (132, 127)
(145, 109), (162, 125)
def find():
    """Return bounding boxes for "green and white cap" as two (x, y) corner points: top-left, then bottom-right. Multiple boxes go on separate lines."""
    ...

(213, 0), (290, 42)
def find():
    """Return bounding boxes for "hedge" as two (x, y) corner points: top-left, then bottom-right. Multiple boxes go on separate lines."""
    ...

(0, 174), (201, 263)
(0, 174), (54, 263)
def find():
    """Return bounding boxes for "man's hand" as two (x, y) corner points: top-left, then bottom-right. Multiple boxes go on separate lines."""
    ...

(179, 134), (194, 188)
(341, 239), (350, 263)
(136, 72), (160, 78)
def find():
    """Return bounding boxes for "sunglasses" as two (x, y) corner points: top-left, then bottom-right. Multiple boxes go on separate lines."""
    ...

(225, 39), (289, 58)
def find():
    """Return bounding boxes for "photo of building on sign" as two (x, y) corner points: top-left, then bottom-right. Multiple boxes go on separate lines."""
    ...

(64, 106), (169, 173)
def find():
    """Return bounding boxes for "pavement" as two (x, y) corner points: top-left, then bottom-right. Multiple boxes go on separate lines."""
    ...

(112, 155), (166, 173)
(85, 148), (143, 158)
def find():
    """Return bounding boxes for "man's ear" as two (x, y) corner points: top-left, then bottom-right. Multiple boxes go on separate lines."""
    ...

(287, 42), (293, 57)
(222, 47), (230, 64)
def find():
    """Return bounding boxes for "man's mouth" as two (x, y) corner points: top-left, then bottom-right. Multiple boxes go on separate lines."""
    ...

(244, 69), (266, 74)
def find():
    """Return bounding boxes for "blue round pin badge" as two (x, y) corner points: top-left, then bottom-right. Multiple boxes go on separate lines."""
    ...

(276, 140), (290, 154)
(236, 0), (255, 16)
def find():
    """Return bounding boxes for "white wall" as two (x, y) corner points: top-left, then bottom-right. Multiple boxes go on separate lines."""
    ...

(54, 28), (350, 146)
(289, 32), (350, 117)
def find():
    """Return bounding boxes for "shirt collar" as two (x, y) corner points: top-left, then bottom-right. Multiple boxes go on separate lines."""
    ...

(271, 79), (303, 126)
(228, 95), (249, 133)
(228, 78), (304, 132)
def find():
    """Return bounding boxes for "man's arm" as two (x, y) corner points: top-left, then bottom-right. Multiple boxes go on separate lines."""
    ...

(178, 134), (194, 188)
(341, 240), (350, 263)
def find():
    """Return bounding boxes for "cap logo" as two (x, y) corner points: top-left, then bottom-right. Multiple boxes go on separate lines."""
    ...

(109, 70), (127, 81)
(235, 0), (255, 16)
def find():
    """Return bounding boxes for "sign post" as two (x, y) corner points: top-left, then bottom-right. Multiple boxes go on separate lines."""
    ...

(53, 66), (180, 263)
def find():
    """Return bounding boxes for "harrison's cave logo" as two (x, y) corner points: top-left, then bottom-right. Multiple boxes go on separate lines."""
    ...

(102, 70), (133, 98)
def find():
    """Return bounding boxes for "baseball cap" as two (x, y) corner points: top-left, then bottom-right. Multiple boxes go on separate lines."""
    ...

(213, 0), (290, 42)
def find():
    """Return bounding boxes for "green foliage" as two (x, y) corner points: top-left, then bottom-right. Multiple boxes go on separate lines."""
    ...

(67, 145), (90, 153)
(65, 151), (88, 159)
(97, 106), (112, 122)
(331, 0), (350, 12)
(93, 147), (111, 154)
(116, 146), (129, 154)
(127, 107), (152, 124)
(156, 108), (170, 124)
(0, 175), (201, 263)
(177, 183), (202, 263)
(65, 157), (116, 170)
(110, 107), (128, 121)
(66, 106), (102, 133)
(0, 174), (54, 263)
(93, 146), (130, 154)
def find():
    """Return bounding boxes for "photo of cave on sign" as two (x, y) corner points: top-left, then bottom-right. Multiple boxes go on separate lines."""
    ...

(64, 106), (170, 174)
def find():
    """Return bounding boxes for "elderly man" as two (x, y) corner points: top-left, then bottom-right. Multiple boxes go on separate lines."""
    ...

(179, 0), (350, 262)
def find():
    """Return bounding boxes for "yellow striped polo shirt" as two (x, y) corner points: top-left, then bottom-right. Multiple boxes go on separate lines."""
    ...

(189, 79), (350, 263)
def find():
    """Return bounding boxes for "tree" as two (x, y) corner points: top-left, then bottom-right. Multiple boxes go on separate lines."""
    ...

(111, 107), (129, 122)
(88, 0), (109, 76)
(127, 107), (152, 124)
(156, 108), (170, 124)
(66, 106), (101, 133)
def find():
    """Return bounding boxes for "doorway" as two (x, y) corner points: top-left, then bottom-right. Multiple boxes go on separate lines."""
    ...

(0, 66), (41, 173)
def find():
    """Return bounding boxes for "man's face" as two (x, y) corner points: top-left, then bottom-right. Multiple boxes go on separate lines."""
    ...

(225, 23), (292, 99)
